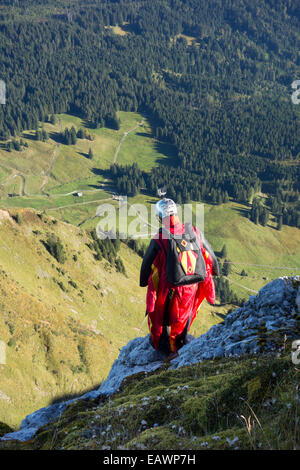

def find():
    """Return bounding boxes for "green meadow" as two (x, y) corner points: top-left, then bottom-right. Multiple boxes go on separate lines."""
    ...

(0, 110), (300, 313)
(0, 111), (177, 214)
(0, 111), (299, 429)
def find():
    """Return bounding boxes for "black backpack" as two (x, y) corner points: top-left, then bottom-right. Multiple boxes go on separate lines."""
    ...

(159, 222), (207, 286)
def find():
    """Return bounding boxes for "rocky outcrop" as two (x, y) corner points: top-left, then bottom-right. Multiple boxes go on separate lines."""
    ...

(2, 276), (299, 442)
(171, 276), (299, 368)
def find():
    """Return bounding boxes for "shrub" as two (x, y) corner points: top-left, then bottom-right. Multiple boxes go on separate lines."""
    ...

(69, 280), (78, 289)
(44, 234), (66, 264)
(12, 213), (22, 224)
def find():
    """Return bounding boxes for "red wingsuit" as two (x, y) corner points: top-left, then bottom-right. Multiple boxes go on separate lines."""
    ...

(140, 216), (219, 354)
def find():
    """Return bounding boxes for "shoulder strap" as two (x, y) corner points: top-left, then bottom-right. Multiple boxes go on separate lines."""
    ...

(157, 228), (167, 257)
(184, 222), (202, 250)
(200, 231), (220, 276)
(183, 222), (196, 240)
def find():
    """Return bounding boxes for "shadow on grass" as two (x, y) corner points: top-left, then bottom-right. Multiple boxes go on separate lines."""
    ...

(22, 132), (37, 141)
(78, 151), (91, 159)
(232, 205), (250, 219)
(91, 167), (107, 178)
(153, 140), (178, 167)
(88, 184), (103, 190)
(48, 131), (65, 144)
(214, 312), (227, 320)
(81, 118), (95, 130)
(135, 131), (154, 139)
(48, 381), (105, 407)
(90, 168), (115, 192)
(121, 22), (140, 34)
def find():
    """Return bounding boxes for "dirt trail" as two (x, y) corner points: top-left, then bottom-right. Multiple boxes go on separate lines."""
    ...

(113, 119), (144, 164)
(39, 142), (60, 193)
(46, 197), (113, 212)
(0, 170), (19, 187)
(0, 171), (27, 196)
(40, 117), (62, 193)
(20, 174), (26, 196)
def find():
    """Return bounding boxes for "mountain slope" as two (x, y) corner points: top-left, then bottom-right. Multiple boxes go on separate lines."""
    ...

(0, 207), (148, 428)
(1, 276), (299, 450)
(0, 207), (227, 428)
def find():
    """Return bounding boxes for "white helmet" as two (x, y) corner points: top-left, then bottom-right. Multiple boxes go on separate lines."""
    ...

(155, 198), (177, 220)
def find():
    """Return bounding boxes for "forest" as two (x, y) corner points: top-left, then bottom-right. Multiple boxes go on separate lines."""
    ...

(0, 0), (299, 227)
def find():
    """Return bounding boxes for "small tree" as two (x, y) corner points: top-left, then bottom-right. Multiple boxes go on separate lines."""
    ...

(45, 234), (66, 264)
(115, 257), (126, 275)
(50, 114), (57, 125)
(277, 214), (283, 231)
(63, 128), (72, 145)
(42, 129), (49, 142)
(260, 208), (269, 226)
(35, 129), (42, 141)
(222, 259), (231, 276)
(70, 126), (77, 145)
(77, 128), (84, 139)
(12, 139), (21, 151)
(220, 244), (227, 258)
(88, 147), (94, 159)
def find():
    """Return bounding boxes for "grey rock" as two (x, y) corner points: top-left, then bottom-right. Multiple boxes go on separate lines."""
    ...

(2, 275), (299, 443)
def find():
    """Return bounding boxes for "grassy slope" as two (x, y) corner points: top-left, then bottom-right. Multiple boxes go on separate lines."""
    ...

(203, 201), (300, 295)
(0, 109), (299, 309)
(0, 111), (299, 428)
(0, 112), (176, 224)
(0, 208), (147, 428)
(1, 352), (298, 450)
(92, 192), (300, 296)
(0, 208), (225, 429)
(0, 111), (171, 197)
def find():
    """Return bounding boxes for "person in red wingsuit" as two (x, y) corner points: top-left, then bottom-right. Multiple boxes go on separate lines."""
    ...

(140, 198), (219, 359)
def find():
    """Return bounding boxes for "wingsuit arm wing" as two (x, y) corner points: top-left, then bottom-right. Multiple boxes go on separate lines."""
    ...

(139, 238), (161, 287)
(200, 231), (220, 276)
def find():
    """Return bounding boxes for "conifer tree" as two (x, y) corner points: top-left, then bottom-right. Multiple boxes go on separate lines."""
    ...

(222, 259), (231, 276)
(70, 126), (77, 145)
(42, 129), (49, 141)
(88, 147), (94, 159)
(220, 244), (227, 258)
(50, 114), (57, 125)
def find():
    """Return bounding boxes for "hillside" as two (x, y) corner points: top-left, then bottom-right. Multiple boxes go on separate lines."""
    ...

(0, 111), (175, 216)
(0, 207), (228, 429)
(0, 0), (300, 217)
(0, 111), (299, 300)
(0, 0), (299, 449)
(1, 276), (299, 450)
(0, 109), (299, 430)
(0, 207), (150, 428)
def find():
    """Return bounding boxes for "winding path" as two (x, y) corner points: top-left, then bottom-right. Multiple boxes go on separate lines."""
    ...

(39, 142), (60, 193)
(0, 171), (27, 196)
(113, 119), (144, 164)
(40, 118), (62, 193)
(20, 174), (26, 196)
(46, 197), (113, 212)
(224, 276), (259, 294)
